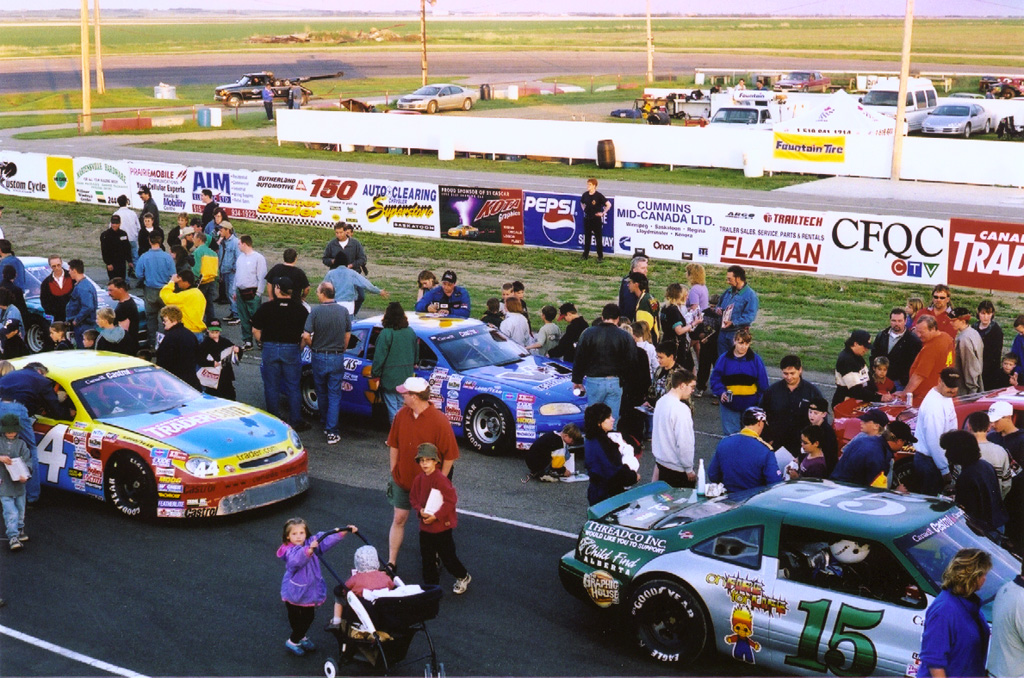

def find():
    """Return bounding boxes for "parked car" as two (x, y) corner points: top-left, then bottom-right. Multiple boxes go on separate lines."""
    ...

(560, 479), (1020, 672)
(922, 103), (993, 138)
(982, 76), (1024, 99)
(11, 351), (308, 518)
(708, 107), (773, 127)
(395, 84), (478, 113)
(774, 71), (831, 93)
(22, 256), (147, 353)
(860, 77), (938, 133)
(299, 313), (586, 454)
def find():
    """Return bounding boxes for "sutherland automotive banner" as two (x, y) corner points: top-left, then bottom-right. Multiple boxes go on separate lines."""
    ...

(772, 133), (846, 163)
(947, 217), (1024, 292)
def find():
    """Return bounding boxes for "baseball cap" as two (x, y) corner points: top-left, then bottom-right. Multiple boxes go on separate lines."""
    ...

(396, 376), (430, 394)
(988, 401), (1014, 422)
(273, 276), (294, 294)
(0, 413), (19, 433)
(808, 397), (830, 413)
(415, 443), (440, 461)
(3, 318), (21, 332)
(558, 302), (577, 320)
(741, 406), (767, 427)
(137, 185), (151, 195)
(849, 329), (872, 347)
(207, 319), (222, 332)
(884, 420), (917, 443)
(441, 270), (457, 284)
(858, 408), (890, 428)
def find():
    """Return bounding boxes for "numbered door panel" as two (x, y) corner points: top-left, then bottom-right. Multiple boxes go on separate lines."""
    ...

(35, 420), (104, 500)
(768, 522), (926, 676)
(339, 328), (373, 417)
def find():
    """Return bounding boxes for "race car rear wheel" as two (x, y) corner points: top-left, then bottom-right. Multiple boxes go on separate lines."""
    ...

(25, 316), (50, 354)
(891, 457), (914, 491)
(105, 451), (157, 519)
(463, 396), (513, 456)
(300, 364), (318, 419)
(324, 658), (337, 678)
(629, 578), (709, 666)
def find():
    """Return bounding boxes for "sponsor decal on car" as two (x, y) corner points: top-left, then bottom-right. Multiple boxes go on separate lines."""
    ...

(706, 572), (789, 617)
(138, 405), (250, 438)
(582, 570), (620, 608)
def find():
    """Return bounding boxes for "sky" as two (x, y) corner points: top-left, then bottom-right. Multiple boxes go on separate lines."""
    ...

(10, 0), (1024, 16)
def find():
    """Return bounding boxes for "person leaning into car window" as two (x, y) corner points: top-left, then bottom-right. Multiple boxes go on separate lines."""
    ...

(415, 270), (470, 318)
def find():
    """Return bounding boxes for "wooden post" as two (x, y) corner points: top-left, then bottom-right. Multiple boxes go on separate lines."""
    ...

(420, 0), (428, 87)
(80, 0), (92, 132)
(891, 0), (915, 182)
(645, 0), (654, 85)
(93, 0), (105, 94)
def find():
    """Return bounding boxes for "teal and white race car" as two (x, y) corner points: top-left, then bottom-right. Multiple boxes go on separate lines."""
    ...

(559, 480), (1020, 675)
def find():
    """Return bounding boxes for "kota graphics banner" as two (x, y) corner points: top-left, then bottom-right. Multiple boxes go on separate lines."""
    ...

(522, 191), (617, 255)
(73, 157), (131, 206)
(823, 211), (949, 284)
(439, 186), (523, 245)
(0, 152), (49, 201)
(772, 133), (847, 163)
(947, 217), (1024, 292)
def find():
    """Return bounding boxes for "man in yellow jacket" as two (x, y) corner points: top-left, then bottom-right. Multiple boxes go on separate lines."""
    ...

(160, 269), (207, 339)
(190, 230), (219, 326)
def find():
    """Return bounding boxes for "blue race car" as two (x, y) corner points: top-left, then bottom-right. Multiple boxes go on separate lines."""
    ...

(21, 256), (147, 353)
(300, 313), (587, 454)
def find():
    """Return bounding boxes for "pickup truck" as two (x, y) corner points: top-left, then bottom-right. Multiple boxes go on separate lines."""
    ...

(213, 70), (342, 107)
(982, 76), (1024, 99)
(773, 71), (830, 93)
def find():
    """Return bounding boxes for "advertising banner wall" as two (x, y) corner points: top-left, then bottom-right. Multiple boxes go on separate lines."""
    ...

(73, 157), (131, 206)
(824, 211), (948, 284)
(125, 160), (190, 215)
(772, 133), (846, 163)
(522, 191), (617, 255)
(720, 207), (827, 274)
(0, 151), (49, 201)
(439, 186), (523, 245)
(46, 156), (76, 202)
(187, 166), (258, 219)
(947, 218), (1024, 292)
(613, 196), (717, 265)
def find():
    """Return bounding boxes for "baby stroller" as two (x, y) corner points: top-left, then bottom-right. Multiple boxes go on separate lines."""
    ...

(315, 528), (445, 678)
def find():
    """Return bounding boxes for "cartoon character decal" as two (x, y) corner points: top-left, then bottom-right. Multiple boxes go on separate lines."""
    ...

(725, 606), (761, 664)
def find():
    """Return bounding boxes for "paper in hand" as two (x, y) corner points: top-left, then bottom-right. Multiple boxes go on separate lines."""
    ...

(424, 488), (444, 516)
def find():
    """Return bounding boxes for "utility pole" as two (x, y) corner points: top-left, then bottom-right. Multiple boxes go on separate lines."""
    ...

(93, 0), (105, 94)
(80, 0), (92, 131)
(891, 0), (914, 181)
(420, 0), (428, 87)
(645, 0), (653, 84)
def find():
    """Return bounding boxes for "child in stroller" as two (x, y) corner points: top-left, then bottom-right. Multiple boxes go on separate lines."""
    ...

(326, 544), (396, 631)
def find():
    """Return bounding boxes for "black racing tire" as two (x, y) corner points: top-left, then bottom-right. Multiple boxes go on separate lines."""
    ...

(227, 94), (242, 108)
(105, 451), (157, 519)
(426, 100), (438, 114)
(463, 396), (513, 456)
(1002, 88), (1016, 99)
(300, 364), (318, 419)
(891, 457), (914, 491)
(324, 658), (337, 678)
(629, 578), (710, 666)
(963, 123), (972, 139)
(25, 316), (50, 354)
(461, 98), (473, 111)
(983, 119), (991, 134)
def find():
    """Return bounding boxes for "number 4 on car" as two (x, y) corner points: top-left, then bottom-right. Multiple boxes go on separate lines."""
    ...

(559, 480), (1020, 675)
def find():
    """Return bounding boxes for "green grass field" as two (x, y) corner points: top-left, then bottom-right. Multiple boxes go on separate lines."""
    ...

(1, 18), (1022, 66)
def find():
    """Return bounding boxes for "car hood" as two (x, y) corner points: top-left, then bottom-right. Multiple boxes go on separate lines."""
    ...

(461, 357), (583, 401)
(924, 115), (968, 125)
(98, 397), (291, 459)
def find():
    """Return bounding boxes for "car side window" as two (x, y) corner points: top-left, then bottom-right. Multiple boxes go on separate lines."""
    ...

(417, 339), (438, 369)
(347, 329), (367, 357)
(777, 525), (923, 608)
(693, 526), (762, 570)
(442, 86), (454, 96)
(365, 327), (383, 362)
(926, 90), (937, 107)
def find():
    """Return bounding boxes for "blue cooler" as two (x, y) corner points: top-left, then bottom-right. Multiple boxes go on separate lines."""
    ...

(197, 108), (212, 128)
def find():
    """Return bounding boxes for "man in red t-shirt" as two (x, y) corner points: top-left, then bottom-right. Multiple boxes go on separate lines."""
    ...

(912, 283), (956, 340)
(899, 315), (955, 406)
(385, 376), (459, 571)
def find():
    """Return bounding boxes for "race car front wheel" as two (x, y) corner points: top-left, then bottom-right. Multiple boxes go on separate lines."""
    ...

(629, 578), (709, 666)
(105, 451), (157, 519)
(300, 364), (318, 419)
(463, 396), (513, 456)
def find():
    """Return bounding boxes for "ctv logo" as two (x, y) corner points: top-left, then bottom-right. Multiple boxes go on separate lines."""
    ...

(890, 260), (939, 278)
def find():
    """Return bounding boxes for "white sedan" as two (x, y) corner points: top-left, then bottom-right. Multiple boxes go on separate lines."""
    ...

(922, 103), (992, 138)
(396, 84), (478, 113)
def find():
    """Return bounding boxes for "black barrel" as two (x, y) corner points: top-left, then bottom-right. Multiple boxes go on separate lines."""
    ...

(596, 139), (616, 169)
(480, 84), (492, 101)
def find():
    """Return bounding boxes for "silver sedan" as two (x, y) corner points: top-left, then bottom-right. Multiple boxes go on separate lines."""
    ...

(395, 84), (478, 113)
(922, 103), (992, 138)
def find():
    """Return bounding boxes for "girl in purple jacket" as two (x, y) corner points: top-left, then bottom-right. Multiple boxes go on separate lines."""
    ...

(277, 518), (357, 656)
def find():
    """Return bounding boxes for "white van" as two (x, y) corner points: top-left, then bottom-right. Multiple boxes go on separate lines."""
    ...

(860, 77), (938, 132)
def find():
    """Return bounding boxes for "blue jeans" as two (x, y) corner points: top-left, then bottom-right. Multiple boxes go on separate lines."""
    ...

(382, 389), (403, 424)
(261, 342), (302, 426)
(718, 329), (737, 356)
(312, 352), (345, 434)
(913, 452), (944, 495)
(143, 286), (164, 347)
(1, 494), (25, 540)
(199, 282), (216, 325)
(585, 376), (622, 423)
(720, 405), (742, 435)
(222, 272), (236, 315)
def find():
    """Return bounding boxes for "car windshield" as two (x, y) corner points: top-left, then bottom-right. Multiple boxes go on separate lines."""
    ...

(932, 105), (970, 117)
(25, 264), (105, 300)
(610, 487), (742, 530)
(413, 86), (442, 96)
(862, 90), (899, 106)
(895, 508), (1020, 604)
(430, 326), (530, 371)
(711, 109), (759, 124)
(784, 73), (811, 81)
(73, 365), (202, 420)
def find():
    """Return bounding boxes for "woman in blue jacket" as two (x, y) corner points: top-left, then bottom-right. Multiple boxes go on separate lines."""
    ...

(583, 403), (638, 506)
(919, 548), (992, 677)
(709, 328), (769, 435)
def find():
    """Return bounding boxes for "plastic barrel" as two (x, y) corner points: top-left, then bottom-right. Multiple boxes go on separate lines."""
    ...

(480, 84), (492, 101)
(197, 108), (212, 128)
(596, 139), (616, 169)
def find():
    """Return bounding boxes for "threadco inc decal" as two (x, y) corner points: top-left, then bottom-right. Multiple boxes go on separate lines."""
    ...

(772, 133), (846, 163)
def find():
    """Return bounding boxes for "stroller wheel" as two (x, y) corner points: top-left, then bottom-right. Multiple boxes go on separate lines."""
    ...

(425, 662), (445, 678)
(324, 657), (337, 678)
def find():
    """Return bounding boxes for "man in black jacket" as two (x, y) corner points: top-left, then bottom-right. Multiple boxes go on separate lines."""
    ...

(572, 303), (635, 423)
(871, 308), (922, 389)
(39, 256), (73, 322)
(100, 215), (132, 281)
(549, 303), (589, 363)
(137, 185), (160, 230)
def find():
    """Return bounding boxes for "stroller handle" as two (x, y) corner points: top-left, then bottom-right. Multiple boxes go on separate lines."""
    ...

(328, 526), (369, 545)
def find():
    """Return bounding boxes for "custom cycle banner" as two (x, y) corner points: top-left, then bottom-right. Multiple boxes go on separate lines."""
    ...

(947, 217), (1024, 293)
(522, 191), (617, 255)
(73, 157), (131, 206)
(0, 152), (49, 201)
(439, 186), (523, 245)
(822, 211), (949, 284)
(772, 132), (847, 163)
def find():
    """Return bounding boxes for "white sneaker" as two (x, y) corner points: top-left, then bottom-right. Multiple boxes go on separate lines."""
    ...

(452, 574), (471, 594)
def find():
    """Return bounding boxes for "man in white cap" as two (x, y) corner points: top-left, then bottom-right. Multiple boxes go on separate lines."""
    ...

(385, 376), (459, 572)
(988, 400), (1024, 552)
(912, 366), (961, 496)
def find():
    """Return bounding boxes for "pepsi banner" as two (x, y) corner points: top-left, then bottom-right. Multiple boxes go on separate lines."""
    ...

(522, 190), (617, 254)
